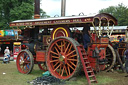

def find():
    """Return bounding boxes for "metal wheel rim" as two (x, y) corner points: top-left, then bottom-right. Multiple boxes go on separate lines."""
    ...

(105, 44), (116, 71)
(46, 37), (81, 80)
(16, 50), (34, 74)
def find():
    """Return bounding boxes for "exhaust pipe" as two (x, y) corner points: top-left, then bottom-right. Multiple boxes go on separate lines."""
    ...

(61, 0), (66, 16)
(34, 0), (40, 19)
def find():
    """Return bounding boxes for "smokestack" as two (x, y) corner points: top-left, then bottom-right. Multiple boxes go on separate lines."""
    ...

(34, 0), (40, 19)
(61, 0), (66, 16)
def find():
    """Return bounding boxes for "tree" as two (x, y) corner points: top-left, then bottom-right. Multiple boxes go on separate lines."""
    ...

(99, 3), (128, 26)
(0, 0), (50, 29)
(0, 0), (34, 29)
(40, 9), (50, 18)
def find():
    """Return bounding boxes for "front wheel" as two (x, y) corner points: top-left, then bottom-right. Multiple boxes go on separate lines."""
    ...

(16, 50), (34, 74)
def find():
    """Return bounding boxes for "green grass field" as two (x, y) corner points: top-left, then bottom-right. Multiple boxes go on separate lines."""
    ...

(0, 61), (117, 85)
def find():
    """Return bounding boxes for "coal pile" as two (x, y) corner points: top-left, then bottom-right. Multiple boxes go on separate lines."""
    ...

(28, 76), (65, 85)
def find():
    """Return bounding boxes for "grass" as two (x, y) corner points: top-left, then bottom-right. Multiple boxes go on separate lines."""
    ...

(0, 61), (42, 85)
(66, 73), (116, 85)
(0, 61), (117, 85)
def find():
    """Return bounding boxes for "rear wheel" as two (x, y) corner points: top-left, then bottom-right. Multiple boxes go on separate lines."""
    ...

(105, 44), (116, 71)
(16, 50), (34, 74)
(38, 63), (47, 71)
(46, 37), (81, 80)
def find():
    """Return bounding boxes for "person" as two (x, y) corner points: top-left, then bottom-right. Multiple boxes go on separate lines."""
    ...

(4, 46), (10, 62)
(117, 36), (124, 42)
(114, 36), (124, 49)
(82, 24), (91, 50)
(124, 45), (128, 77)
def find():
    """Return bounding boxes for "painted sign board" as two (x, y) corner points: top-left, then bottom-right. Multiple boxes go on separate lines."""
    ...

(0, 30), (18, 37)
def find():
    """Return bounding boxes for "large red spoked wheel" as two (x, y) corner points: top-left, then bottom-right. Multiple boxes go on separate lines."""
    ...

(51, 27), (71, 40)
(105, 44), (116, 71)
(16, 50), (34, 74)
(46, 37), (81, 80)
(38, 63), (47, 71)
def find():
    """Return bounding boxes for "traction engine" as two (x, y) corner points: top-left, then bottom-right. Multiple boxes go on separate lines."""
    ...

(10, 13), (118, 84)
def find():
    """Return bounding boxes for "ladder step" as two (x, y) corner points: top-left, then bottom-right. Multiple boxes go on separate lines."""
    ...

(86, 66), (91, 69)
(87, 71), (93, 73)
(89, 75), (95, 77)
(90, 80), (97, 82)
(82, 53), (87, 56)
(77, 46), (97, 84)
(85, 62), (90, 64)
(83, 57), (87, 60)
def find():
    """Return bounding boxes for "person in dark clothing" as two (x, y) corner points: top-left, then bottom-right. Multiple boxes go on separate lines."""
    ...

(124, 45), (128, 77)
(117, 36), (124, 42)
(114, 36), (124, 49)
(82, 24), (91, 50)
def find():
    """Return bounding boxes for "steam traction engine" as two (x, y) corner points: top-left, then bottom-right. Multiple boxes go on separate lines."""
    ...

(10, 13), (117, 84)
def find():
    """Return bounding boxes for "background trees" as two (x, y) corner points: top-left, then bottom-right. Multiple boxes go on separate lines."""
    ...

(99, 3), (128, 26)
(0, 0), (49, 29)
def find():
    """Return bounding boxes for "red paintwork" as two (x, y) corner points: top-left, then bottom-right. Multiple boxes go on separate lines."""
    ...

(51, 26), (71, 40)
(36, 51), (46, 62)
(77, 45), (97, 84)
(47, 38), (79, 79)
(87, 33), (109, 71)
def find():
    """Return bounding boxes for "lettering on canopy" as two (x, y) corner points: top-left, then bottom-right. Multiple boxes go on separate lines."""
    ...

(10, 18), (92, 27)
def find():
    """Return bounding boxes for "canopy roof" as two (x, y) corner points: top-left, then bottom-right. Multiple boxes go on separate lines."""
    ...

(10, 13), (117, 27)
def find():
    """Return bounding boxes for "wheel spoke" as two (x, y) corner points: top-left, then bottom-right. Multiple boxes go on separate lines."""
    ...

(64, 66), (68, 76)
(67, 58), (77, 61)
(64, 43), (70, 54)
(63, 40), (66, 51)
(25, 61), (30, 64)
(67, 62), (75, 70)
(67, 66), (71, 75)
(61, 41), (63, 52)
(24, 55), (28, 61)
(59, 64), (62, 75)
(50, 59), (59, 63)
(55, 43), (61, 51)
(69, 61), (76, 67)
(50, 51), (59, 55)
(68, 54), (77, 58)
(67, 44), (72, 54)
(26, 64), (30, 70)
(66, 50), (76, 57)
(54, 63), (62, 71)
(51, 56), (59, 58)
(21, 65), (24, 71)
(55, 46), (60, 54)
(61, 65), (65, 76)
(53, 61), (60, 68)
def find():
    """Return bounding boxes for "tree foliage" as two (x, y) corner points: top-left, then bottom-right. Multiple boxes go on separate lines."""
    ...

(40, 9), (50, 18)
(0, 0), (34, 29)
(99, 3), (128, 26)
(0, 0), (49, 29)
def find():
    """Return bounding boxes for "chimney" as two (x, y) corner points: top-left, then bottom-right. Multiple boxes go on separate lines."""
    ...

(61, 0), (66, 16)
(34, 0), (40, 19)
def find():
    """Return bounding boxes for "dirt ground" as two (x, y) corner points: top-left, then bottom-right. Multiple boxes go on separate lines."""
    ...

(96, 70), (128, 85)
